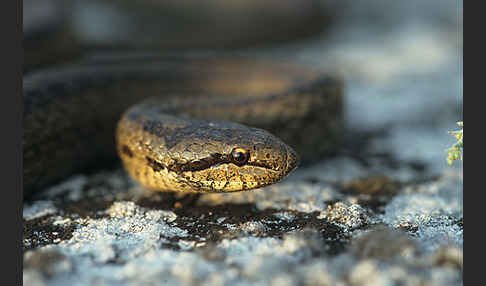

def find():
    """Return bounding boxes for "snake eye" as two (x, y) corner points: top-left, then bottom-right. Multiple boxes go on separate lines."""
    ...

(231, 148), (250, 166)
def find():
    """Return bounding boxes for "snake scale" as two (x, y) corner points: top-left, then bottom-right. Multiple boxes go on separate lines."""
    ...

(23, 56), (343, 196)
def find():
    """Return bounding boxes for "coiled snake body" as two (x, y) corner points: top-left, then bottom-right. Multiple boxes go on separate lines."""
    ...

(23, 57), (343, 196)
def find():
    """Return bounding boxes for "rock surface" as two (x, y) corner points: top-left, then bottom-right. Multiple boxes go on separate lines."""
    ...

(23, 1), (462, 285)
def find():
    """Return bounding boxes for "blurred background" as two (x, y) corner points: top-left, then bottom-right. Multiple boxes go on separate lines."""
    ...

(23, 0), (336, 72)
(24, 0), (463, 174)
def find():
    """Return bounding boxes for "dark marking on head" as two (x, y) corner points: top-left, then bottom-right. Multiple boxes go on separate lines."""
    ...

(121, 145), (134, 158)
(146, 156), (165, 172)
(165, 150), (276, 176)
(171, 153), (229, 173)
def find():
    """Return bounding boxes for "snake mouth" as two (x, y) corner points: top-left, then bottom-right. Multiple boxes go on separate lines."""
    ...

(178, 158), (281, 174)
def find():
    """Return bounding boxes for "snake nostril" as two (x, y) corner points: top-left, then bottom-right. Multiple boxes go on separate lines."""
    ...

(285, 146), (300, 174)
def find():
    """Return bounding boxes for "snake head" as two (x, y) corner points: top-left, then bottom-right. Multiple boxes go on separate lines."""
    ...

(165, 122), (300, 192)
(117, 114), (300, 193)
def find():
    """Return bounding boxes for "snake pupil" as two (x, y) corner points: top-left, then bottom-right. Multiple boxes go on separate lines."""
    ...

(231, 148), (249, 165)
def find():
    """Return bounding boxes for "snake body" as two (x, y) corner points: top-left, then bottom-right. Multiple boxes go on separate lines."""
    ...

(23, 57), (343, 196)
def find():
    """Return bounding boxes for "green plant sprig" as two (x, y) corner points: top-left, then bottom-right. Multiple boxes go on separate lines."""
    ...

(446, 121), (463, 165)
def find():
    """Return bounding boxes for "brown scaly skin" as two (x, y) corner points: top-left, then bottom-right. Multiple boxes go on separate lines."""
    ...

(23, 56), (343, 196)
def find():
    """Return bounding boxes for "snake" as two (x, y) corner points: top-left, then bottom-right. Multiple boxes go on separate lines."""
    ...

(23, 56), (343, 197)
